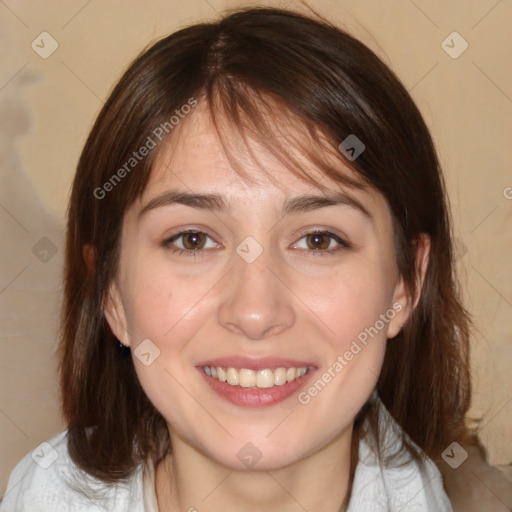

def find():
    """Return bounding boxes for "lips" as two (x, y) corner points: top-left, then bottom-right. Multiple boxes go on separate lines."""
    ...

(196, 356), (317, 407)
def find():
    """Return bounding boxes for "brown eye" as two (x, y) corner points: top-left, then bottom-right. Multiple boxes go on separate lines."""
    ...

(306, 233), (331, 250)
(292, 230), (349, 256)
(162, 230), (219, 256)
(182, 232), (206, 250)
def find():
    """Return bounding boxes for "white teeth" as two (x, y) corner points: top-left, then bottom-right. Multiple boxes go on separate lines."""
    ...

(274, 367), (287, 386)
(203, 365), (310, 388)
(217, 367), (227, 382)
(239, 369), (256, 388)
(226, 367), (239, 386)
(256, 369), (274, 388)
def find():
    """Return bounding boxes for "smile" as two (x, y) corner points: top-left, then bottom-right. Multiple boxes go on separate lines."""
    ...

(203, 366), (310, 388)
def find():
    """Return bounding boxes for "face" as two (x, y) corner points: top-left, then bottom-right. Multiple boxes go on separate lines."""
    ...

(104, 101), (414, 471)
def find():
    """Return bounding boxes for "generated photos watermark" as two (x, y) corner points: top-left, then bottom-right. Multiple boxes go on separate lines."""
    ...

(93, 97), (198, 200)
(298, 302), (403, 405)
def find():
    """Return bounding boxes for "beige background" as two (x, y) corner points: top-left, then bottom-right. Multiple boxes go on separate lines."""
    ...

(1, 0), (511, 504)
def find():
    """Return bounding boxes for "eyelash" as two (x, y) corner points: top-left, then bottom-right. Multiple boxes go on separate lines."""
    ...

(161, 229), (350, 259)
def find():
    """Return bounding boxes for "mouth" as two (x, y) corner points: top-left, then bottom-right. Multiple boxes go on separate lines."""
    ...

(196, 357), (317, 407)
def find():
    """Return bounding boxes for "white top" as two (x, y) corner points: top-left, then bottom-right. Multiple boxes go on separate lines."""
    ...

(0, 401), (453, 512)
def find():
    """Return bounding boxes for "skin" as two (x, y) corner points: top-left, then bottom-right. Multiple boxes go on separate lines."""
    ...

(104, 101), (429, 511)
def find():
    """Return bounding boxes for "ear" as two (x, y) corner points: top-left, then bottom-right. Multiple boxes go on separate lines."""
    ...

(387, 233), (431, 339)
(103, 280), (131, 347)
(83, 243), (95, 272)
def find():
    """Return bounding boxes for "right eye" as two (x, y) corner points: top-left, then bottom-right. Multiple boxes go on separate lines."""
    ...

(162, 230), (220, 257)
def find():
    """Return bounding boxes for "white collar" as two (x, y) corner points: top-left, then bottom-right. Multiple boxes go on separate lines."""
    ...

(347, 396), (453, 511)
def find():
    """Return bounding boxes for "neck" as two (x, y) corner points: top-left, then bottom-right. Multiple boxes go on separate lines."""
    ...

(156, 423), (354, 512)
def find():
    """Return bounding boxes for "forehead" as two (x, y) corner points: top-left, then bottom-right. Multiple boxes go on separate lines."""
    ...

(138, 100), (388, 219)
(145, 102), (315, 196)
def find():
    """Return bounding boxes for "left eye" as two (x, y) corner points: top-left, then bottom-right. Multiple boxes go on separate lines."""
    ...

(293, 232), (346, 252)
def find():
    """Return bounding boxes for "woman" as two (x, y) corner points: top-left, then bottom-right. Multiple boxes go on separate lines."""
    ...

(0, 7), (472, 511)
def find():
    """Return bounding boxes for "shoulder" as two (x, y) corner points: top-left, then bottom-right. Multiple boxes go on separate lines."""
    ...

(350, 437), (453, 512)
(347, 396), (454, 512)
(0, 431), (145, 512)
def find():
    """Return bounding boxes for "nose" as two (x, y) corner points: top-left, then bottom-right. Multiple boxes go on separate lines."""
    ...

(217, 250), (296, 340)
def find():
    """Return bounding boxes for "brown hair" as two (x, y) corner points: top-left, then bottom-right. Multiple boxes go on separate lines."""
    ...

(60, 6), (472, 482)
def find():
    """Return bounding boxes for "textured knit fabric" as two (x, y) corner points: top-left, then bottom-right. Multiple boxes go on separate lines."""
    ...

(0, 400), (453, 511)
(0, 430), (145, 511)
(347, 400), (453, 512)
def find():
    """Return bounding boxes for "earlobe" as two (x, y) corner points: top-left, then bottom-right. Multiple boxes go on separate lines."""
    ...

(387, 234), (431, 340)
(103, 281), (131, 347)
(387, 278), (410, 339)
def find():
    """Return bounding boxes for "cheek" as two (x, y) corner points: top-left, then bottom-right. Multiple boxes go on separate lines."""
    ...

(121, 258), (218, 344)
(119, 264), (218, 436)
(292, 258), (394, 406)
(301, 258), (396, 347)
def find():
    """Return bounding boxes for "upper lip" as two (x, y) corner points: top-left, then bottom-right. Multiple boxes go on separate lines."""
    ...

(196, 356), (317, 371)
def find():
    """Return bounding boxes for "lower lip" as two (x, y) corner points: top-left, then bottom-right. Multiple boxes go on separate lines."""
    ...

(198, 368), (316, 407)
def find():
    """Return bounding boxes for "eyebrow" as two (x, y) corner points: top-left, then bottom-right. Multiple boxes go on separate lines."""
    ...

(138, 190), (371, 219)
